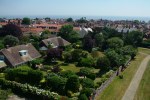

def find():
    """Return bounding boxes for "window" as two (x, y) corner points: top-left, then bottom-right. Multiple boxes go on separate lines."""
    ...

(0, 55), (4, 61)
(19, 50), (28, 56)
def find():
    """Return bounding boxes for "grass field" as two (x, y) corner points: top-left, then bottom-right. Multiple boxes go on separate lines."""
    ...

(96, 52), (147, 100)
(138, 47), (150, 54)
(134, 61), (150, 100)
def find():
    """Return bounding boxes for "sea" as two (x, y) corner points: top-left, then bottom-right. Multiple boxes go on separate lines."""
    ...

(0, 15), (150, 22)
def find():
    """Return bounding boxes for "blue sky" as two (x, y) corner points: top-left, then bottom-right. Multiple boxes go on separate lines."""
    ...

(0, 0), (150, 17)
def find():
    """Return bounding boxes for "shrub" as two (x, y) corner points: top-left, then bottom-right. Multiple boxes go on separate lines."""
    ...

(0, 79), (60, 100)
(80, 88), (93, 97)
(78, 94), (88, 100)
(65, 75), (80, 93)
(78, 57), (94, 67)
(81, 78), (94, 88)
(96, 56), (110, 71)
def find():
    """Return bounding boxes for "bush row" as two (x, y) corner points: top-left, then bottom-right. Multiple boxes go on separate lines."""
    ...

(0, 79), (60, 100)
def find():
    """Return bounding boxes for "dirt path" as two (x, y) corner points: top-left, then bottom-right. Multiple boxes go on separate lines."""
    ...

(122, 55), (150, 100)
(7, 95), (25, 100)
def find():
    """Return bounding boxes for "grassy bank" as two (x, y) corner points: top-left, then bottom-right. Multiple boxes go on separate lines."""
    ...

(96, 52), (146, 100)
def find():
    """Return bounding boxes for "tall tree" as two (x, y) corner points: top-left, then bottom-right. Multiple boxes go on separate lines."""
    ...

(83, 34), (94, 52)
(94, 33), (104, 48)
(125, 31), (143, 46)
(107, 37), (124, 49)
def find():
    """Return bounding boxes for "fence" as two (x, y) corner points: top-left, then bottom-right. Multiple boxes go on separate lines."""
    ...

(92, 58), (131, 100)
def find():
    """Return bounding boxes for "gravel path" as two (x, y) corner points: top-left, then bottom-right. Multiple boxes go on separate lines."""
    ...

(7, 95), (25, 100)
(122, 55), (150, 100)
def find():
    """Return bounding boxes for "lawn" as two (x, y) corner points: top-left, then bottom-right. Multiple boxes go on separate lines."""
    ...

(138, 47), (150, 55)
(134, 61), (150, 100)
(60, 64), (82, 73)
(96, 52), (147, 100)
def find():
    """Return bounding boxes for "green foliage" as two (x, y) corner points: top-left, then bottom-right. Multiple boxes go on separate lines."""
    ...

(0, 79), (60, 100)
(46, 75), (66, 95)
(65, 75), (80, 93)
(79, 68), (96, 80)
(3, 35), (19, 47)
(80, 88), (93, 97)
(59, 24), (79, 43)
(5, 66), (43, 85)
(59, 70), (76, 78)
(78, 94), (88, 100)
(0, 89), (11, 100)
(81, 78), (94, 88)
(94, 33), (104, 48)
(96, 56), (110, 71)
(78, 57), (94, 67)
(125, 31), (143, 46)
(66, 18), (73, 22)
(77, 17), (88, 23)
(22, 17), (31, 25)
(120, 45), (138, 59)
(105, 49), (126, 67)
(107, 37), (124, 49)
(59, 25), (73, 39)
(79, 68), (91, 76)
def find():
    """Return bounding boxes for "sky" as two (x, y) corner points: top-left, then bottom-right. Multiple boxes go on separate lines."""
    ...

(0, 0), (150, 17)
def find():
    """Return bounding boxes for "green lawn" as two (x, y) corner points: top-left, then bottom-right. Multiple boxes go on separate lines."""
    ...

(138, 47), (150, 54)
(60, 64), (82, 73)
(134, 61), (150, 100)
(96, 53), (147, 100)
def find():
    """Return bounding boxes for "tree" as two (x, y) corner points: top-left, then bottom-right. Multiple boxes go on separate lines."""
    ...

(77, 17), (88, 23)
(22, 17), (31, 25)
(78, 94), (88, 100)
(79, 68), (92, 77)
(59, 25), (73, 40)
(83, 34), (94, 52)
(96, 56), (110, 71)
(68, 31), (80, 43)
(46, 75), (66, 95)
(66, 18), (73, 22)
(47, 48), (63, 61)
(105, 49), (125, 67)
(107, 37), (124, 49)
(65, 75), (80, 92)
(59, 70), (76, 78)
(81, 78), (94, 88)
(1, 24), (23, 39)
(80, 88), (93, 97)
(78, 57), (94, 67)
(94, 33), (104, 48)
(125, 31), (143, 46)
(3, 35), (19, 47)
(120, 45), (137, 59)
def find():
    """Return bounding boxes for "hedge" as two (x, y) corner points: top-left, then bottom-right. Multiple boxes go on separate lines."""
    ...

(0, 79), (60, 100)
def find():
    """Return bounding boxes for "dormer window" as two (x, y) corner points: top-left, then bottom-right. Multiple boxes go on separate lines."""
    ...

(0, 55), (4, 61)
(19, 50), (28, 56)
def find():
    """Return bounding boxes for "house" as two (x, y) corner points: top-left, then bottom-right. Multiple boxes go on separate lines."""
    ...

(79, 27), (93, 38)
(40, 36), (71, 50)
(0, 43), (41, 68)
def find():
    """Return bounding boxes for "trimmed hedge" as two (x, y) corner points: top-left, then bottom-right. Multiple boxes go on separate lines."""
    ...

(0, 79), (60, 100)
